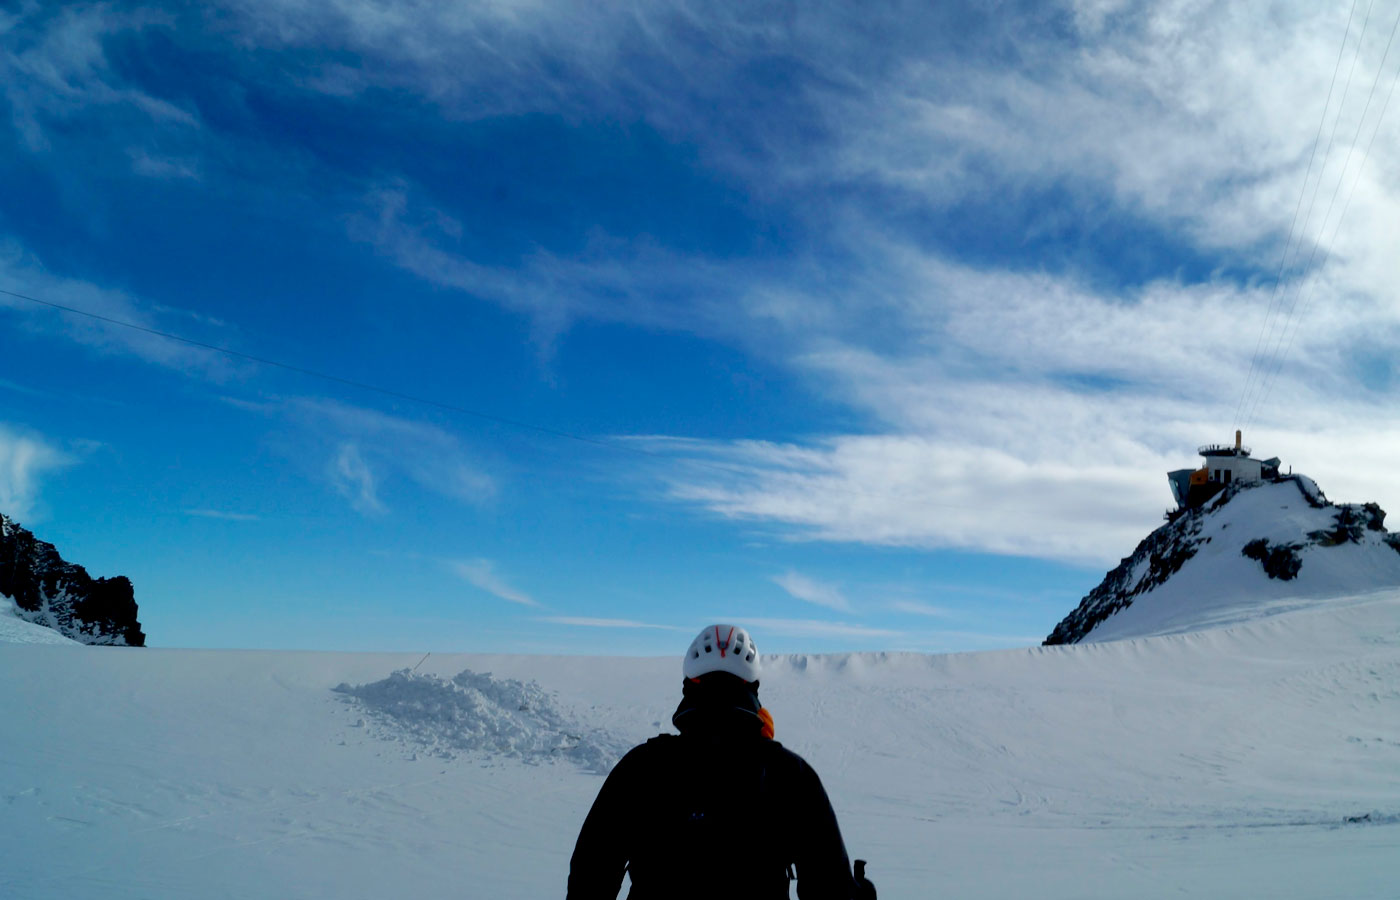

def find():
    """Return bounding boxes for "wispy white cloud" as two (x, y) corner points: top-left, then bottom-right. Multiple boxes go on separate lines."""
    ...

(772, 571), (851, 613)
(1, 5), (196, 154)
(450, 558), (538, 607)
(890, 600), (953, 619)
(128, 148), (201, 180)
(184, 508), (261, 522)
(0, 377), (53, 399)
(537, 616), (680, 629)
(294, 398), (496, 506)
(645, 427), (1175, 565)
(231, 396), (496, 514)
(329, 442), (383, 515)
(349, 184), (795, 348)
(0, 424), (71, 522)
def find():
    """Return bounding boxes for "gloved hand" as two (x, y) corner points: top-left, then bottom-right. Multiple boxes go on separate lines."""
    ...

(853, 859), (876, 900)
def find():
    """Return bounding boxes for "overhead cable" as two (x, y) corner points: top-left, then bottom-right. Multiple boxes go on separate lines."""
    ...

(1232, 0), (1362, 428)
(1236, 0), (1376, 426)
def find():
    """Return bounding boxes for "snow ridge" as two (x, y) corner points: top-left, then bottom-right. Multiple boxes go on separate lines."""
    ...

(333, 668), (627, 774)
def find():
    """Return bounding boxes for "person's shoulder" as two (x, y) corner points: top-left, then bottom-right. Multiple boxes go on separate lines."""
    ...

(614, 733), (681, 768)
(760, 737), (802, 761)
(598, 734), (674, 787)
(758, 740), (827, 783)
(754, 738), (804, 767)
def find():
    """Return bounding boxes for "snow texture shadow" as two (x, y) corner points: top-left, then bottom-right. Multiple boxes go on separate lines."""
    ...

(333, 668), (625, 774)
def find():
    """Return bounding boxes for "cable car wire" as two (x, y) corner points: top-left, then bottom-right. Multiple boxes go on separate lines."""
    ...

(1243, 2), (1400, 429)
(1236, 0), (1377, 427)
(1232, 0), (1362, 428)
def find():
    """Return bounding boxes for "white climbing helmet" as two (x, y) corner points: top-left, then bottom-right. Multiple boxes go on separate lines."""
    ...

(683, 623), (760, 682)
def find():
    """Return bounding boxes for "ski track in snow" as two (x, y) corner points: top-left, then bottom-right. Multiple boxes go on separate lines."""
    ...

(2, 592), (1399, 898)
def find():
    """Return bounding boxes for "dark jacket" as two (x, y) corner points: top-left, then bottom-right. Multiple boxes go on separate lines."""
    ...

(567, 677), (857, 900)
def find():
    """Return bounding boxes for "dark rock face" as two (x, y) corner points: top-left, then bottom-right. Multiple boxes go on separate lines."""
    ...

(0, 514), (145, 646)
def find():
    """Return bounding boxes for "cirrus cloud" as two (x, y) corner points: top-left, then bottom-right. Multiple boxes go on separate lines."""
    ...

(772, 571), (852, 613)
(450, 558), (538, 608)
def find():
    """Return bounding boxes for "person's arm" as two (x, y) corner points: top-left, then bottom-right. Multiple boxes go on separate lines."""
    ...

(791, 757), (859, 900)
(566, 747), (644, 900)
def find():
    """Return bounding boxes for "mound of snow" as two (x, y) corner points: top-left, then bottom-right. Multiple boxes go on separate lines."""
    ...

(0, 596), (80, 645)
(333, 668), (627, 774)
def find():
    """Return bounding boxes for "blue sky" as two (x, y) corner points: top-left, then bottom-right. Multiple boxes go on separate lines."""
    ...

(4, 1), (1400, 654)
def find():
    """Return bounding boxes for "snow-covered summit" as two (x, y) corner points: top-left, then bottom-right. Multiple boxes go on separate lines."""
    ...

(1045, 476), (1400, 644)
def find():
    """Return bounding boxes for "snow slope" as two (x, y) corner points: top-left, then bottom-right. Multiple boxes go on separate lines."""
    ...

(0, 596), (79, 645)
(3, 592), (1399, 899)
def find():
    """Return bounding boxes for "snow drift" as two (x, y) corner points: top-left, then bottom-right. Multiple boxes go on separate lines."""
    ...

(333, 667), (627, 774)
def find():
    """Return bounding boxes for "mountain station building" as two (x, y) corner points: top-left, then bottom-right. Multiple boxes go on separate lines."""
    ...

(1168, 431), (1281, 509)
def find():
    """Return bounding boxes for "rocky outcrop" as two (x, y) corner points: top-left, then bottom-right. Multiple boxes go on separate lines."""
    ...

(1240, 538), (1303, 581)
(0, 514), (144, 646)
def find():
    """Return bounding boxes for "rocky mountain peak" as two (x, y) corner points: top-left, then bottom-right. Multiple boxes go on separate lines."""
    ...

(1045, 476), (1400, 645)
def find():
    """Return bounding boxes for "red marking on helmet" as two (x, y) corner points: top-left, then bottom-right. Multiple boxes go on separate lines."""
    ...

(715, 625), (734, 658)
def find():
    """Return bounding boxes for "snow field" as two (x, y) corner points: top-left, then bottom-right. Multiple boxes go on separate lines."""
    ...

(2, 590), (1399, 898)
